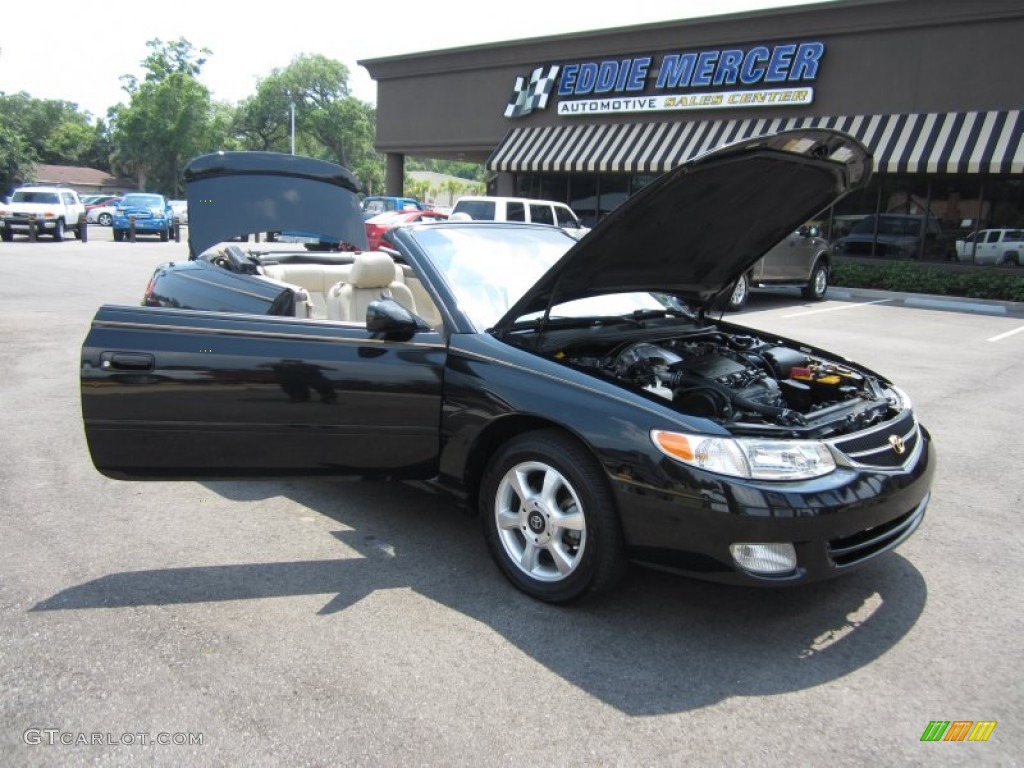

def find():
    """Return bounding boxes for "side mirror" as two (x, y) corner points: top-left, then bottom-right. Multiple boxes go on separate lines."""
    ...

(366, 298), (422, 335)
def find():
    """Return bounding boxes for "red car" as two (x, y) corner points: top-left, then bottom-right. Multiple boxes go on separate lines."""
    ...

(364, 209), (448, 250)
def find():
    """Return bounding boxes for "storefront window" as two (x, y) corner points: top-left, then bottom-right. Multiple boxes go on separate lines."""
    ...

(569, 176), (599, 227)
(538, 174), (570, 205)
(827, 175), (880, 242)
(597, 174), (630, 221)
(931, 176), (986, 259)
(630, 174), (658, 194)
(507, 167), (1024, 270)
(987, 178), (1024, 228)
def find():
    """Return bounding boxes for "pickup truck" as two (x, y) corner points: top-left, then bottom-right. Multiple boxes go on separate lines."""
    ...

(955, 228), (1024, 265)
(0, 185), (86, 241)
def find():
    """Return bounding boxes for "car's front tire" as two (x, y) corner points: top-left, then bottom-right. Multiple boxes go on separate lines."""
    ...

(53, 218), (64, 242)
(1, 227), (12, 242)
(801, 259), (829, 301)
(98, 213), (112, 226)
(113, 229), (124, 242)
(480, 429), (626, 603)
(160, 227), (169, 242)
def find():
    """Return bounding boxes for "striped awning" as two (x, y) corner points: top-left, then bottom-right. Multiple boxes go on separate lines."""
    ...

(487, 110), (1024, 176)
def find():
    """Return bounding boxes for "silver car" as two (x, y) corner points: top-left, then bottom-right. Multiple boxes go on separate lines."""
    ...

(721, 226), (831, 310)
(168, 200), (189, 225)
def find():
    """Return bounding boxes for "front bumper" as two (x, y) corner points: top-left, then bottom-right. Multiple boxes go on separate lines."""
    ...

(2, 217), (58, 231)
(114, 218), (169, 232)
(614, 423), (935, 585)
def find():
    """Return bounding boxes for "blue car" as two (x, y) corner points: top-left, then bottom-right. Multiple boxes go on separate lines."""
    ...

(112, 193), (174, 242)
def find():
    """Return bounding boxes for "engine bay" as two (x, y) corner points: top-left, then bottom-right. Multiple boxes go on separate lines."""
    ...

(560, 327), (902, 438)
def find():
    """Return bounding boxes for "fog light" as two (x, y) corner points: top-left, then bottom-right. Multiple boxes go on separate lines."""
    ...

(730, 543), (797, 575)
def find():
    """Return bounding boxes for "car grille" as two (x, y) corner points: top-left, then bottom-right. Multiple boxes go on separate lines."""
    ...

(828, 496), (927, 568)
(830, 410), (919, 468)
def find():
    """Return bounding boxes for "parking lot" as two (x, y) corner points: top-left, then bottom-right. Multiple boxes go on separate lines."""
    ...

(1, 234), (1021, 766)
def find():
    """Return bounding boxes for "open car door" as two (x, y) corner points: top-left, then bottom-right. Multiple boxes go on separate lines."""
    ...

(81, 303), (445, 480)
(81, 151), (444, 480)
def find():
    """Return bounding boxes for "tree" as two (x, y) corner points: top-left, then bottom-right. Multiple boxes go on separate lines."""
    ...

(0, 124), (36, 196)
(0, 92), (110, 170)
(110, 38), (220, 195)
(404, 177), (431, 203)
(406, 157), (485, 183)
(237, 55), (383, 192)
(234, 84), (291, 152)
(444, 179), (462, 206)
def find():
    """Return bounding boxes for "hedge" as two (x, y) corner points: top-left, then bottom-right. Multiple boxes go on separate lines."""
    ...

(831, 260), (1024, 303)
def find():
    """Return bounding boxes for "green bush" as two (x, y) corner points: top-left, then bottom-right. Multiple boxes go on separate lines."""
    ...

(832, 260), (1024, 302)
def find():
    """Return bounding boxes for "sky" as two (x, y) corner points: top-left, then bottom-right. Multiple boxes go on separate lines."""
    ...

(0, 0), (834, 121)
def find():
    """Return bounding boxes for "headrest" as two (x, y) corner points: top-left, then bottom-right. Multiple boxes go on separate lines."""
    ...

(348, 251), (397, 288)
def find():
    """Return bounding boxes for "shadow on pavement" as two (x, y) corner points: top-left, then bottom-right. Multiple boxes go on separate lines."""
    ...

(33, 479), (927, 716)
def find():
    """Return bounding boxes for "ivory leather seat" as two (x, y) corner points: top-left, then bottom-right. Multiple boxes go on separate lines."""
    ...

(326, 251), (417, 322)
(260, 263), (354, 319)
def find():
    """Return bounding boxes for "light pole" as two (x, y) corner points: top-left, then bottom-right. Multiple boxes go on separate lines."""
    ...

(290, 103), (295, 155)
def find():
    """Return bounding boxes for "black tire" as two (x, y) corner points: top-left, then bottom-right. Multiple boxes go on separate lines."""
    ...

(721, 273), (749, 311)
(160, 227), (169, 242)
(1, 227), (12, 242)
(98, 213), (112, 226)
(801, 259), (829, 301)
(479, 429), (626, 603)
(53, 218), (65, 242)
(113, 229), (124, 242)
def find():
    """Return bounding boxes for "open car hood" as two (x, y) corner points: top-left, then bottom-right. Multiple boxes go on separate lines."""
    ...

(183, 151), (367, 257)
(496, 129), (871, 328)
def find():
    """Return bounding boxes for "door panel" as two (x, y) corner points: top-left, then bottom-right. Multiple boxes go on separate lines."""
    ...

(760, 233), (809, 280)
(82, 305), (445, 479)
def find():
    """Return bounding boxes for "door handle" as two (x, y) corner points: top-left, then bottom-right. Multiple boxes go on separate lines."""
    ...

(101, 352), (155, 371)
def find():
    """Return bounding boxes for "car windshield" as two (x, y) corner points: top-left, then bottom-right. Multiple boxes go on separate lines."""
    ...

(12, 191), (60, 204)
(121, 195), (163, 208)
(852, 215), (923, 237)
(407, 225), (665, 329)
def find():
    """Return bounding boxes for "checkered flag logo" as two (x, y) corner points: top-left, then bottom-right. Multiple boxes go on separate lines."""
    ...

(505, 65), (560, 118)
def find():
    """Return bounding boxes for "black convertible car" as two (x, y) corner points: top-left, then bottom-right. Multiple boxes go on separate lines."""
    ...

(81, 130), (934, 603)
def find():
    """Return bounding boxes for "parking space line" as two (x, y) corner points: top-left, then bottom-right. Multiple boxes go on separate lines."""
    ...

(781, 299), (892, 318)
(987, 326), (1024, 342)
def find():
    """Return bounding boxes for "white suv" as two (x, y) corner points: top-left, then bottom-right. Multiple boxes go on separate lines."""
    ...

(451, 196), (590, 238)
(0, 185), (86, 241)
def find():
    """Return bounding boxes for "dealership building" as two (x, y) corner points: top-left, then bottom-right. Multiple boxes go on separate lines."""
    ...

(360, 0), (1024, 252)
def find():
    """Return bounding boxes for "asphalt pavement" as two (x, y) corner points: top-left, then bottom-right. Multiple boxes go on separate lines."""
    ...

(0, 231), (1020, 766)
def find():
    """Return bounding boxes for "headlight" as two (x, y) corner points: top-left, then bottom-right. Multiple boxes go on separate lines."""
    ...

(651, 430), (836, 480)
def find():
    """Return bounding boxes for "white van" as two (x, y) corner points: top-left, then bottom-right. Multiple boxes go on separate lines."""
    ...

(451, 196), (590, 238)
